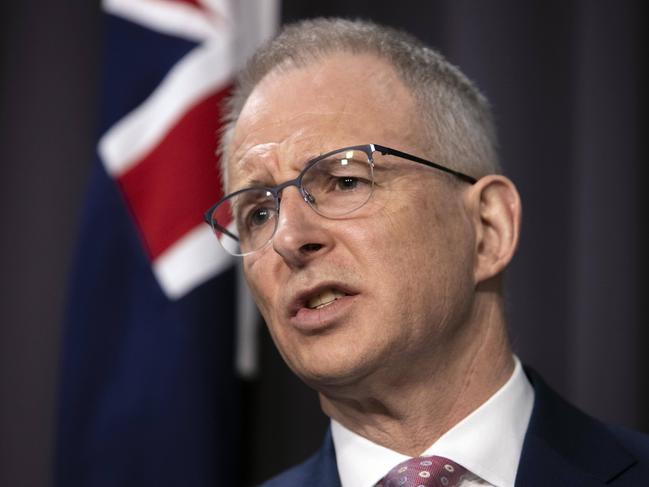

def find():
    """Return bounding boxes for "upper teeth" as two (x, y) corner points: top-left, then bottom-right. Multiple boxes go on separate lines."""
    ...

(307, 289), (346, 309)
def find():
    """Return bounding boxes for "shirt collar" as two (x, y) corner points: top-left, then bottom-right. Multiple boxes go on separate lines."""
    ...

(331, 356), (535, 487)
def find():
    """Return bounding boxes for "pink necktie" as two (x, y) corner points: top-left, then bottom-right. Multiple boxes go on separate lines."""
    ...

(375, 456), (467, 487)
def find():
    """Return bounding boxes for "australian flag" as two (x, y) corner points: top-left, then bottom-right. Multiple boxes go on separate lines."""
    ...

(56, 1), (276, 486)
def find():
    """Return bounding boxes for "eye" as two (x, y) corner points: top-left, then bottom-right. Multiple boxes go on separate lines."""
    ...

(336, 176), (360, 191)
(247, 206), (275, 228)
(302, 152), (372, 198)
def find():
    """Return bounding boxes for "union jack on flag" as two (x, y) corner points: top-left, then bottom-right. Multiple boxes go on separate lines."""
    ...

(56, 1), (277, 485)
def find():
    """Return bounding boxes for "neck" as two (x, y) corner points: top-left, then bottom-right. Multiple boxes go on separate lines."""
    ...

(318, 287), (513, 456)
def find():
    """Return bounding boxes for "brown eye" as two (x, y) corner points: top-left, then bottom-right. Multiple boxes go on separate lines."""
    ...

(247, 206), (274, 227)
(336, 176), (359, 191)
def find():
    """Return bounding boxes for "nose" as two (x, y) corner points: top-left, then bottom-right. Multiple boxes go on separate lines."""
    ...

(271, 186), (330, 267)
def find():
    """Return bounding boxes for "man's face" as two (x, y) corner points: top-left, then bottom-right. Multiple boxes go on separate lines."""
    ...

(228, 53), (477, 393)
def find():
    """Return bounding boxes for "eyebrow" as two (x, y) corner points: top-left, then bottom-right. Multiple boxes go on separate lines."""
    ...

(233, 150), (324, 191)
(236, 177), (271, 189)
(230, 160), (275, 190)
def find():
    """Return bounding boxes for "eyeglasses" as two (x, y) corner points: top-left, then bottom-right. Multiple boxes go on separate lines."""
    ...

(204, 143), (477, 256)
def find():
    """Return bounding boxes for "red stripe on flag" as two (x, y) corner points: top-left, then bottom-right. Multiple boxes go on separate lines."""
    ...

(117, 86), (230, 260)
(165, 0), (204, 9)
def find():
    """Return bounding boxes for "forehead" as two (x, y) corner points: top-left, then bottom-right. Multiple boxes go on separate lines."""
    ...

(227, 52), (421, 189)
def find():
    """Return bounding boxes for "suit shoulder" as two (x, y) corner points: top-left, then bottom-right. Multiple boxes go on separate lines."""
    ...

(608, 424), (649, 460)
(520, 367), (649, 485)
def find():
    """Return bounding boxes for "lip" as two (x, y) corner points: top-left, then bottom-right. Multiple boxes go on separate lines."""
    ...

(287, 282), (359, 332)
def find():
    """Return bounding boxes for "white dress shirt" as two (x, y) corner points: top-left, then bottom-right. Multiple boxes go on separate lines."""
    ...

(330, 356), (535, 487)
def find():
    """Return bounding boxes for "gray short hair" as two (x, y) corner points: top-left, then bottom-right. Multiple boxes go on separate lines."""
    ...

(219, 18), (500, 186)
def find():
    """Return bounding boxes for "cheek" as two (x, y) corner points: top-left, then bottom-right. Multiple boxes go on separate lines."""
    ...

(338, 204), (434, 311)
(243, 257), (277, 322)
(363, 193), (470, 314)
(359, 191), (445, 261)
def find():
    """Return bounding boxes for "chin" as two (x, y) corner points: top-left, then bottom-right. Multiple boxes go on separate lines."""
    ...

(286, 347), (381, 393)
(268, 314), (392, 391)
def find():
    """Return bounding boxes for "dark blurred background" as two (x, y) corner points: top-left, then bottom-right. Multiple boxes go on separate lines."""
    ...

(1, 1), (646, 486)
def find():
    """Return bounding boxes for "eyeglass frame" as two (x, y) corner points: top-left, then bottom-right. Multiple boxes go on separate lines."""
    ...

(203, 143), (477, 252)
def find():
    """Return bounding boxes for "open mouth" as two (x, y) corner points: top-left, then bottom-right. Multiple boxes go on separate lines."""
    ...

(289, 284), (358, 330)
(306, 288), (348, 310)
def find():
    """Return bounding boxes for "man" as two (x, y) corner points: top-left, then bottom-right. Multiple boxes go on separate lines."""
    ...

(205, 18), (649, 487)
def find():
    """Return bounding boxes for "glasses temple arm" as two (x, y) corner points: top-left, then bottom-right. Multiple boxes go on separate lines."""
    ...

(373, 144), (477, 184)
(204, 213), (240, 242)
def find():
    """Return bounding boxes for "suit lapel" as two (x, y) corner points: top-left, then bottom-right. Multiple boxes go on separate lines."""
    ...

(515, 368), (636, 486)
(306, 428), (342, 487)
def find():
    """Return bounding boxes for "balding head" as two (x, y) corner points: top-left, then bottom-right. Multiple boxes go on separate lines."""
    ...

(219, 18), (500, 190)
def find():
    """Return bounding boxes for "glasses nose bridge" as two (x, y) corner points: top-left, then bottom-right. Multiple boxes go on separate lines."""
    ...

(274, 175), (310, 207)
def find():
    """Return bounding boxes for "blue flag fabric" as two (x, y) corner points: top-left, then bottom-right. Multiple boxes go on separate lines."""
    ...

(56, 163), (239, 486)
(56, 6), (242, 486)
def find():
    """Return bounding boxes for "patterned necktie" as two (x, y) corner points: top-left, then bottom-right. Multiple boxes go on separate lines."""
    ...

(375, 456), (467, 487)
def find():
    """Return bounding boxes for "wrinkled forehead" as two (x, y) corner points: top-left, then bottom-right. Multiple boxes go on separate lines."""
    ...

(228, 135), (323, 185)
(225, 52), (422, 191)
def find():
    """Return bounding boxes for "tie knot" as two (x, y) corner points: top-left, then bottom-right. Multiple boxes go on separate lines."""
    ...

(375, 456), (467, 487)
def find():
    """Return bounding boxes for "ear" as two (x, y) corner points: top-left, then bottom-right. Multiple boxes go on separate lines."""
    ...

(466, 175), (522, 284)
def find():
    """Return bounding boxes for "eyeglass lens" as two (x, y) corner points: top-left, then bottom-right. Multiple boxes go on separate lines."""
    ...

(208, 148), (374, 256)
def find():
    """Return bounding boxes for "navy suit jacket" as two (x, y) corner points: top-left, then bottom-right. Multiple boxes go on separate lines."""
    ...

(260, 368), (649, 486)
